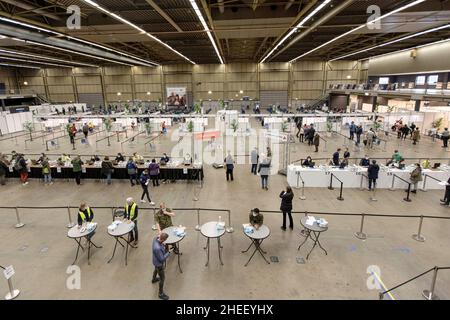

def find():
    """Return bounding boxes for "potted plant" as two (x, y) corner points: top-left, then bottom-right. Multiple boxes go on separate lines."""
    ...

(187, 121), (194, 133)
(144, 122), (152, 136)
(387, 105), (395, 113)
(219, 99), (225, 110)
(193, 103), (201, 114)
(432, 117), (444, 131)
(326, 121), (333, 137)
(23, 121), (34, 141)
(281, 121), (289, 133)
(104, 118), (113, 146)
(231, 119), (239, 133)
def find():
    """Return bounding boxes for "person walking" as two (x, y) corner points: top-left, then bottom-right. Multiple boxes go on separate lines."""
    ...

(126, 157), (139, 186)
(367, 160), (380, 191)
(412, 127), (420, 145)
(124, 197), (139, 246)
(41, 156), (53, 185)
(441, 128), (450, 148)
(250, 147), (259, 175)
(258, 154), (271, 190)
(440, 177), (450, 206)
(139, 169), (155, 205)
(307, 124), (315, 146)
(313, 132), (320, 152)
(409, 163), (422, 194)
(71, 155), (84, 185)
(280, 186), (294, 231)
(101, 156), (114, 185)
(149, 159), (160, 186)
(224, 151), (234, 182)
(0, 153), (9, 186)
(349, 121), (356, 140)
(152, 233), (170, 300)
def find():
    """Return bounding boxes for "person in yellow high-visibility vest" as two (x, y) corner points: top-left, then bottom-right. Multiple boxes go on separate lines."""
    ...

(125, 197), (139, 247)
(77, 203), (95, 241)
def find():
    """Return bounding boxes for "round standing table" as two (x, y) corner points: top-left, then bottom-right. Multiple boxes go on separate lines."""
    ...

(201, 221), (225, 267)
(107, 220), (136, 266)
(67, 224), (102, 265)
(241, 225), (271, 266)
(162, 226), (185, 273)
(297, 216), (328, 260)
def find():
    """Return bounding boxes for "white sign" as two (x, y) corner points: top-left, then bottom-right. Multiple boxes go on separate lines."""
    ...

(57, 167), (62, 173)
(166, 87), (187, 107)
(81, 167), (86, 173)
(183, 168), (188, 174)
(3, 265), (15, 280)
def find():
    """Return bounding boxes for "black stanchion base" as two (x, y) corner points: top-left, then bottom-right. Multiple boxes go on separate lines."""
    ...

(337, 197), (344, 201)
(403, 198), (412, 202)
(328, 187), (334, 190)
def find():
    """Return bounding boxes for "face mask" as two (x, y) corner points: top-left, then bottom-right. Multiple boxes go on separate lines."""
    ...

(252, 212), (258, 217)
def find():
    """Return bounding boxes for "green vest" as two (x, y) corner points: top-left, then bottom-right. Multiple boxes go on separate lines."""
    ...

(125, 203), (137, 220)
(79, 207), (92, 222)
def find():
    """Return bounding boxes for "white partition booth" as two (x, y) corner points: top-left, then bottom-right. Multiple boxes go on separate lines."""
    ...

(216, 110), (239, 135)
(287, 164), (450, 190)
(0, 111), (33, 134)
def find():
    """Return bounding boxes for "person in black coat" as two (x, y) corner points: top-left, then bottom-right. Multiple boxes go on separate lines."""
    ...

(280, 186), (294, 231)
(367, 160), (380, 191)
(440, 177), (450, 206)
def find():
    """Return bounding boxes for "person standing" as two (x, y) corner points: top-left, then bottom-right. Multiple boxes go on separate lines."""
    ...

(124, 197), (139, 246)
(139, 169), (155, 205)
(126, 157), (139, 186)
(15, 154), (28, 186)
(101, 156), (114, 185)
(366, 129), (375, 149)
(412, 127), (420, 145)
(250, 147), (259, 175)
(224, 152), (234, 182)
(82, 123), (89, 139)
(69, 129), (75, 145)
(149, 159), (160, 186)
(258, 154), (271, 190)
(401, 124), (410, 140)
(409, 163), (422, 194)
(441, 128), (450, 148)
(343, 147), (350, 160)
(280, 186), (294, 231)
(152, 233), (170, 300)
(154, 203), (177, 252)
(307, 124), (315, 146)
(349, 121), (356, 140)
(356, 125), (363, 146)
(41, 157), (53, 185)
(313, 132), (320, 152)
(71, 155), (84, 185)
(332, 148), (341, 166)
(0, 153), (9, 186)
(367, 160), (380, 191)
(410, 122), (416, 138)
(299, 125), (305, 143)
(440, 177), (450, 206)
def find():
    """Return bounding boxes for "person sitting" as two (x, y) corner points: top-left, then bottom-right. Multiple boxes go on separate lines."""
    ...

(61, 153), (71, 163)
(359, 155), (370, 167)
(37, 153), (47, 164)
(302, 156), (314, 168)
(91, 155), (101, 162)
(133, 152), (144, 164)
(387, 150), (403, 166)
(160, 153), (170, 165)
(249, 208), (263, 230)
(422, 159), (431, 169)
(115, 153), (125, 162)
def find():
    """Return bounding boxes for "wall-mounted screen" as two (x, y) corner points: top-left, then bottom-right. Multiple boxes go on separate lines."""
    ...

(166, 87), (186, 107)
(379, 77), (389, 85)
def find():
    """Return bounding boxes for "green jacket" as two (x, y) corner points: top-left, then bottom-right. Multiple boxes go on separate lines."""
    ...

(155, 210), (173, 230)
(71, 158), (83, 172)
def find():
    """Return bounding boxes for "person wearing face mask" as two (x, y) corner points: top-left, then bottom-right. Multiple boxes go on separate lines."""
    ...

(302, 156), (314, 168)
(249, 208), (264, 230)
(359, 155), (370, 167)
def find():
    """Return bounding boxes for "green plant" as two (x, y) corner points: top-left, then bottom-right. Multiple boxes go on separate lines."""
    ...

(187, 121), (194, 133)
(194, 103), (201, 114)
(373, 121), (382, 131)
(23, 121), (34, 140)
(387, 105), (395, 113)
(326, 121), (333, 132)
(374, 103), (379, 113)
(281, 121), (289, 133)
(432, 117), (444, 130)
(231, 119), (239, 132)
(218, 99), (225, 110)
(104, 118), (113, 132)
(144, 122), (152, 135)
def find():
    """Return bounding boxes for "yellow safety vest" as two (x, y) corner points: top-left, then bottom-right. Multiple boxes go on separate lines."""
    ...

(79, 207), (92, 222)
(125, 203), (137, 220)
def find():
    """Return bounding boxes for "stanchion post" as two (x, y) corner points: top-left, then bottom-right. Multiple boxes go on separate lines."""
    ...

(355, 213), (367, 240)
(195, 209), (201, 231)
(421, 175), (428, 192)
(389, 174), (395, 191)
(404, 183), (412, 202)
(151, 207), (157, 230)
(370, 185), (378, 202)
(300, 211), (308, 237)
(337, 182), (344, 201)
(360, 175), (364, 191)
(67, 206), (76, 228)
(4, 277), (20, 300)
(300, 181), (306, 200)
(422, 267), (440, 300)
(412, 215), (426, 242)
(328, 174), (334, 190)
(14, 207), (24, 228)
(226, 210), (233, 233)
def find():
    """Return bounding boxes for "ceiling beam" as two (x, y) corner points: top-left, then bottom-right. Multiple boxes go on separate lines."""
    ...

(144, 0), (183, 32)
(254, 36), (269, 59)
(200, 0), (226, 62)
(285, 0), (296, 11)
(1, 0), (61, 21)
(218, 0), (225, 13)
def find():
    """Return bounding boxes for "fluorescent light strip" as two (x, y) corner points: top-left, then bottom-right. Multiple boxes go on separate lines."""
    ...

(0, 62), (41, 69)
(0, 56), (74, 68)
(189, 0), (224, 64)
(81, 0), (195, 64)
(0, 48), (99, 67)
(289, 0), (427, 63)
(260, 0), (331, 63)
(330, 24), (450, 61)
(0, 16), (158, 66)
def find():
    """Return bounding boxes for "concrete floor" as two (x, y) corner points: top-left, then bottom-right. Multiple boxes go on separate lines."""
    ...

(1, 117), (450, 300)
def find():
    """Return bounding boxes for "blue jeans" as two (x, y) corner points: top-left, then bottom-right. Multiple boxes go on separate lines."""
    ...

(106, 173), (111, 184)
(261, 175), (268, 188)
(44, 174), (52, 183)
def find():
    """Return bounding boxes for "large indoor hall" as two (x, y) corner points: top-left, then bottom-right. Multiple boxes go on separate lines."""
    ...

(1, 0), (450, 310)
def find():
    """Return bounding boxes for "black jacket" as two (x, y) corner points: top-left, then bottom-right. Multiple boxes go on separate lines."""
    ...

(280, 191), (294, 212)
(101, 161), (114, 175)
(368, 164), (380, 180)
(0, 160), (8, 175)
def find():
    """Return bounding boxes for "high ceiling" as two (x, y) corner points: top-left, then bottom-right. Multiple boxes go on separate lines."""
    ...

(0, 0), (449, 68)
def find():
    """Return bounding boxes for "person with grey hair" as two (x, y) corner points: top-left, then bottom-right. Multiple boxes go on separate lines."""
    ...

(124, 197), (139, 246)
(224, 151), (234, 181)
(258, 153), (271, 190)
(250, 147), (259, 175)
(152, 232), (170, 300)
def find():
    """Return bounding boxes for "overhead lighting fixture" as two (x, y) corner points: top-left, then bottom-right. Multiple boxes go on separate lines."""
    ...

(346, 75), (351, 79)
(330, 24), (450, 61)
(23, 81), (28, 85)
(0, 48), (99, 68)
(0, 17), (158, 66)
(289, 0), (427, 63)
(0, 56), (75, 68)
(260, 0), (331, 63)
(239, 90), (244, 94)
(208, 90), (212, 94)
(0, 62), (40, 69)
(117, 92), (122, 96)
(81, 0), (195, 64)
(147, 92), (151, 95)
(189, 0), (224, 64)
